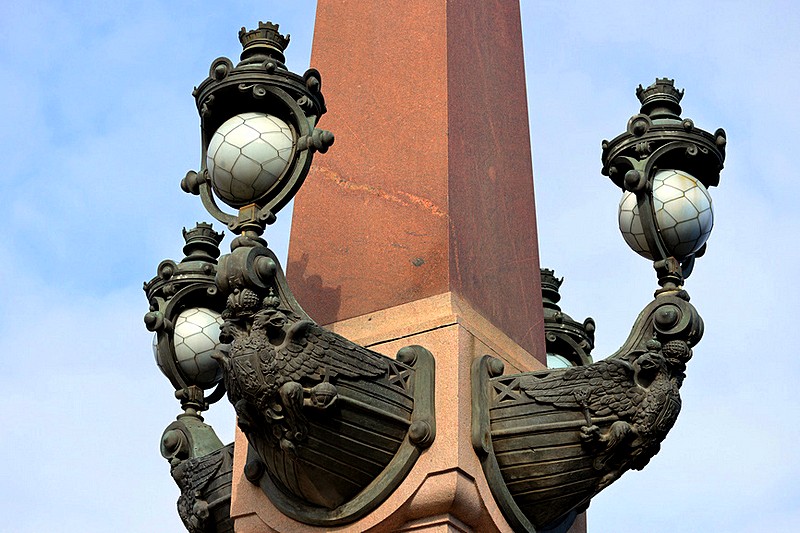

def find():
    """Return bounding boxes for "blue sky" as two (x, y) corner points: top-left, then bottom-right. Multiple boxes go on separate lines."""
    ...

(1, 1), (798, 531)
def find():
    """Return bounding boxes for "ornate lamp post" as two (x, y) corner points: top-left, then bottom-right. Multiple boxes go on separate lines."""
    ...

(144, 222), (233, 531)
(471, 77), (724, 532)
(541, 268), (595, 369)
(145, 22), (725, 533)
(604, 77), (725, 286)
(145, 22), (435, 532)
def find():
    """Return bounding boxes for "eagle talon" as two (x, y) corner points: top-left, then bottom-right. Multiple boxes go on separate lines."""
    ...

(581, 424), (601, 443)
(308, 381), (338, 409)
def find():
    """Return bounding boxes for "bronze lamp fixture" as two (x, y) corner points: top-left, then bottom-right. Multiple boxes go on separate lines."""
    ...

(144, 22), (725, 533)
(471, 77), (724, 532)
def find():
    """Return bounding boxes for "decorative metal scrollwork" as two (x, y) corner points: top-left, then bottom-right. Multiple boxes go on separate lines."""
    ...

(214, 236), (436, 524)
(473, 291), (702, 532)
(471, 78), (723, 532)
(149, 21), (437, 527)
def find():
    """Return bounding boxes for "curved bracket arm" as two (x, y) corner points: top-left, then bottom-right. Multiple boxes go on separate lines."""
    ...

(472, 291), (702, 532)
(211, 241), (436, 523)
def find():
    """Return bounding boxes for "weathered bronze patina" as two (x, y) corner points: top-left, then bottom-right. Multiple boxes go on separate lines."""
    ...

(145, 18), (726, 531)
(147, 22), (436, 528)
(213, 238), (436, 525)
(471, 80), (725, 532)
(473, 291), (702, 532)
(144, 223), (234, 532)
(541, 268), (595, 368)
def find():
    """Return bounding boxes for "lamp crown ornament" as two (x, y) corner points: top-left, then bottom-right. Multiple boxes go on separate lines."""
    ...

(181, 222), (224, 263)
(238, 21), (290, 63)
(636, 77), (685, 117)
(540, 268), (564, 310)
(539, 268), (596, 370)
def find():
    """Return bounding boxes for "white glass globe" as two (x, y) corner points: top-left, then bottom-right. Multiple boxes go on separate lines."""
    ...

(170, 307), (228, 389)
(206, 112), (294, 206)
(153, 333), (164, 375)
(547, 353), (574, 369)
(618, 169), (713, 260)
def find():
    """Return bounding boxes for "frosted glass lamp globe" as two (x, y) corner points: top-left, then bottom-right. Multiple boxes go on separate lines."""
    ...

(618, 169), (713, 260)
(206, 112), (294, 206)
(167, 307), (228, 389)
(547, 353), (574, 369)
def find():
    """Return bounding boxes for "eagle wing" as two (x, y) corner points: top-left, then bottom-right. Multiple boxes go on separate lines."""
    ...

(519, 358), (645, 418)
(173, 446), (232, 530)
(276, 320), (389, 383)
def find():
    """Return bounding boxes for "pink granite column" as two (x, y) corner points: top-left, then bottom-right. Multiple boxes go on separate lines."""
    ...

(230, 2), (562, 531)
(287, 0), (545, 363)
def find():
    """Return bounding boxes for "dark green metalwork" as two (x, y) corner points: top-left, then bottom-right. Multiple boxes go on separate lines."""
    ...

(145, 22), (436, 530)
(212, 234), (436, 521)
(144, 223), (226, 395)
(472, 80), (723, 532)
(602, 79), (725, 192)
(601, 78), (726, 286)
(171, 443), (235, 533)
(473, 289), (703, 532)
(144, 223), (233, 533)
(242, 345), (436, 525)
(182, 21), (334, 236)
(541, 268), (595, 368)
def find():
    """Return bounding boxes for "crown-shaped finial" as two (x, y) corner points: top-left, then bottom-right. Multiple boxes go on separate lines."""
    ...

(540, 268), (564, 290)
(183, 222), (224, 245)
(636, 78), (684, 119)
(540, 268), (564, 309)
(238, 21), (290, 63)
(181, 222), (224, 263)
(263, 288), (281, 309)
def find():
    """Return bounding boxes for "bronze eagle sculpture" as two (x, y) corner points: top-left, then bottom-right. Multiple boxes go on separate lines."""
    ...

(519, 338), (692, 491)
(215, 287), (388, 453)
